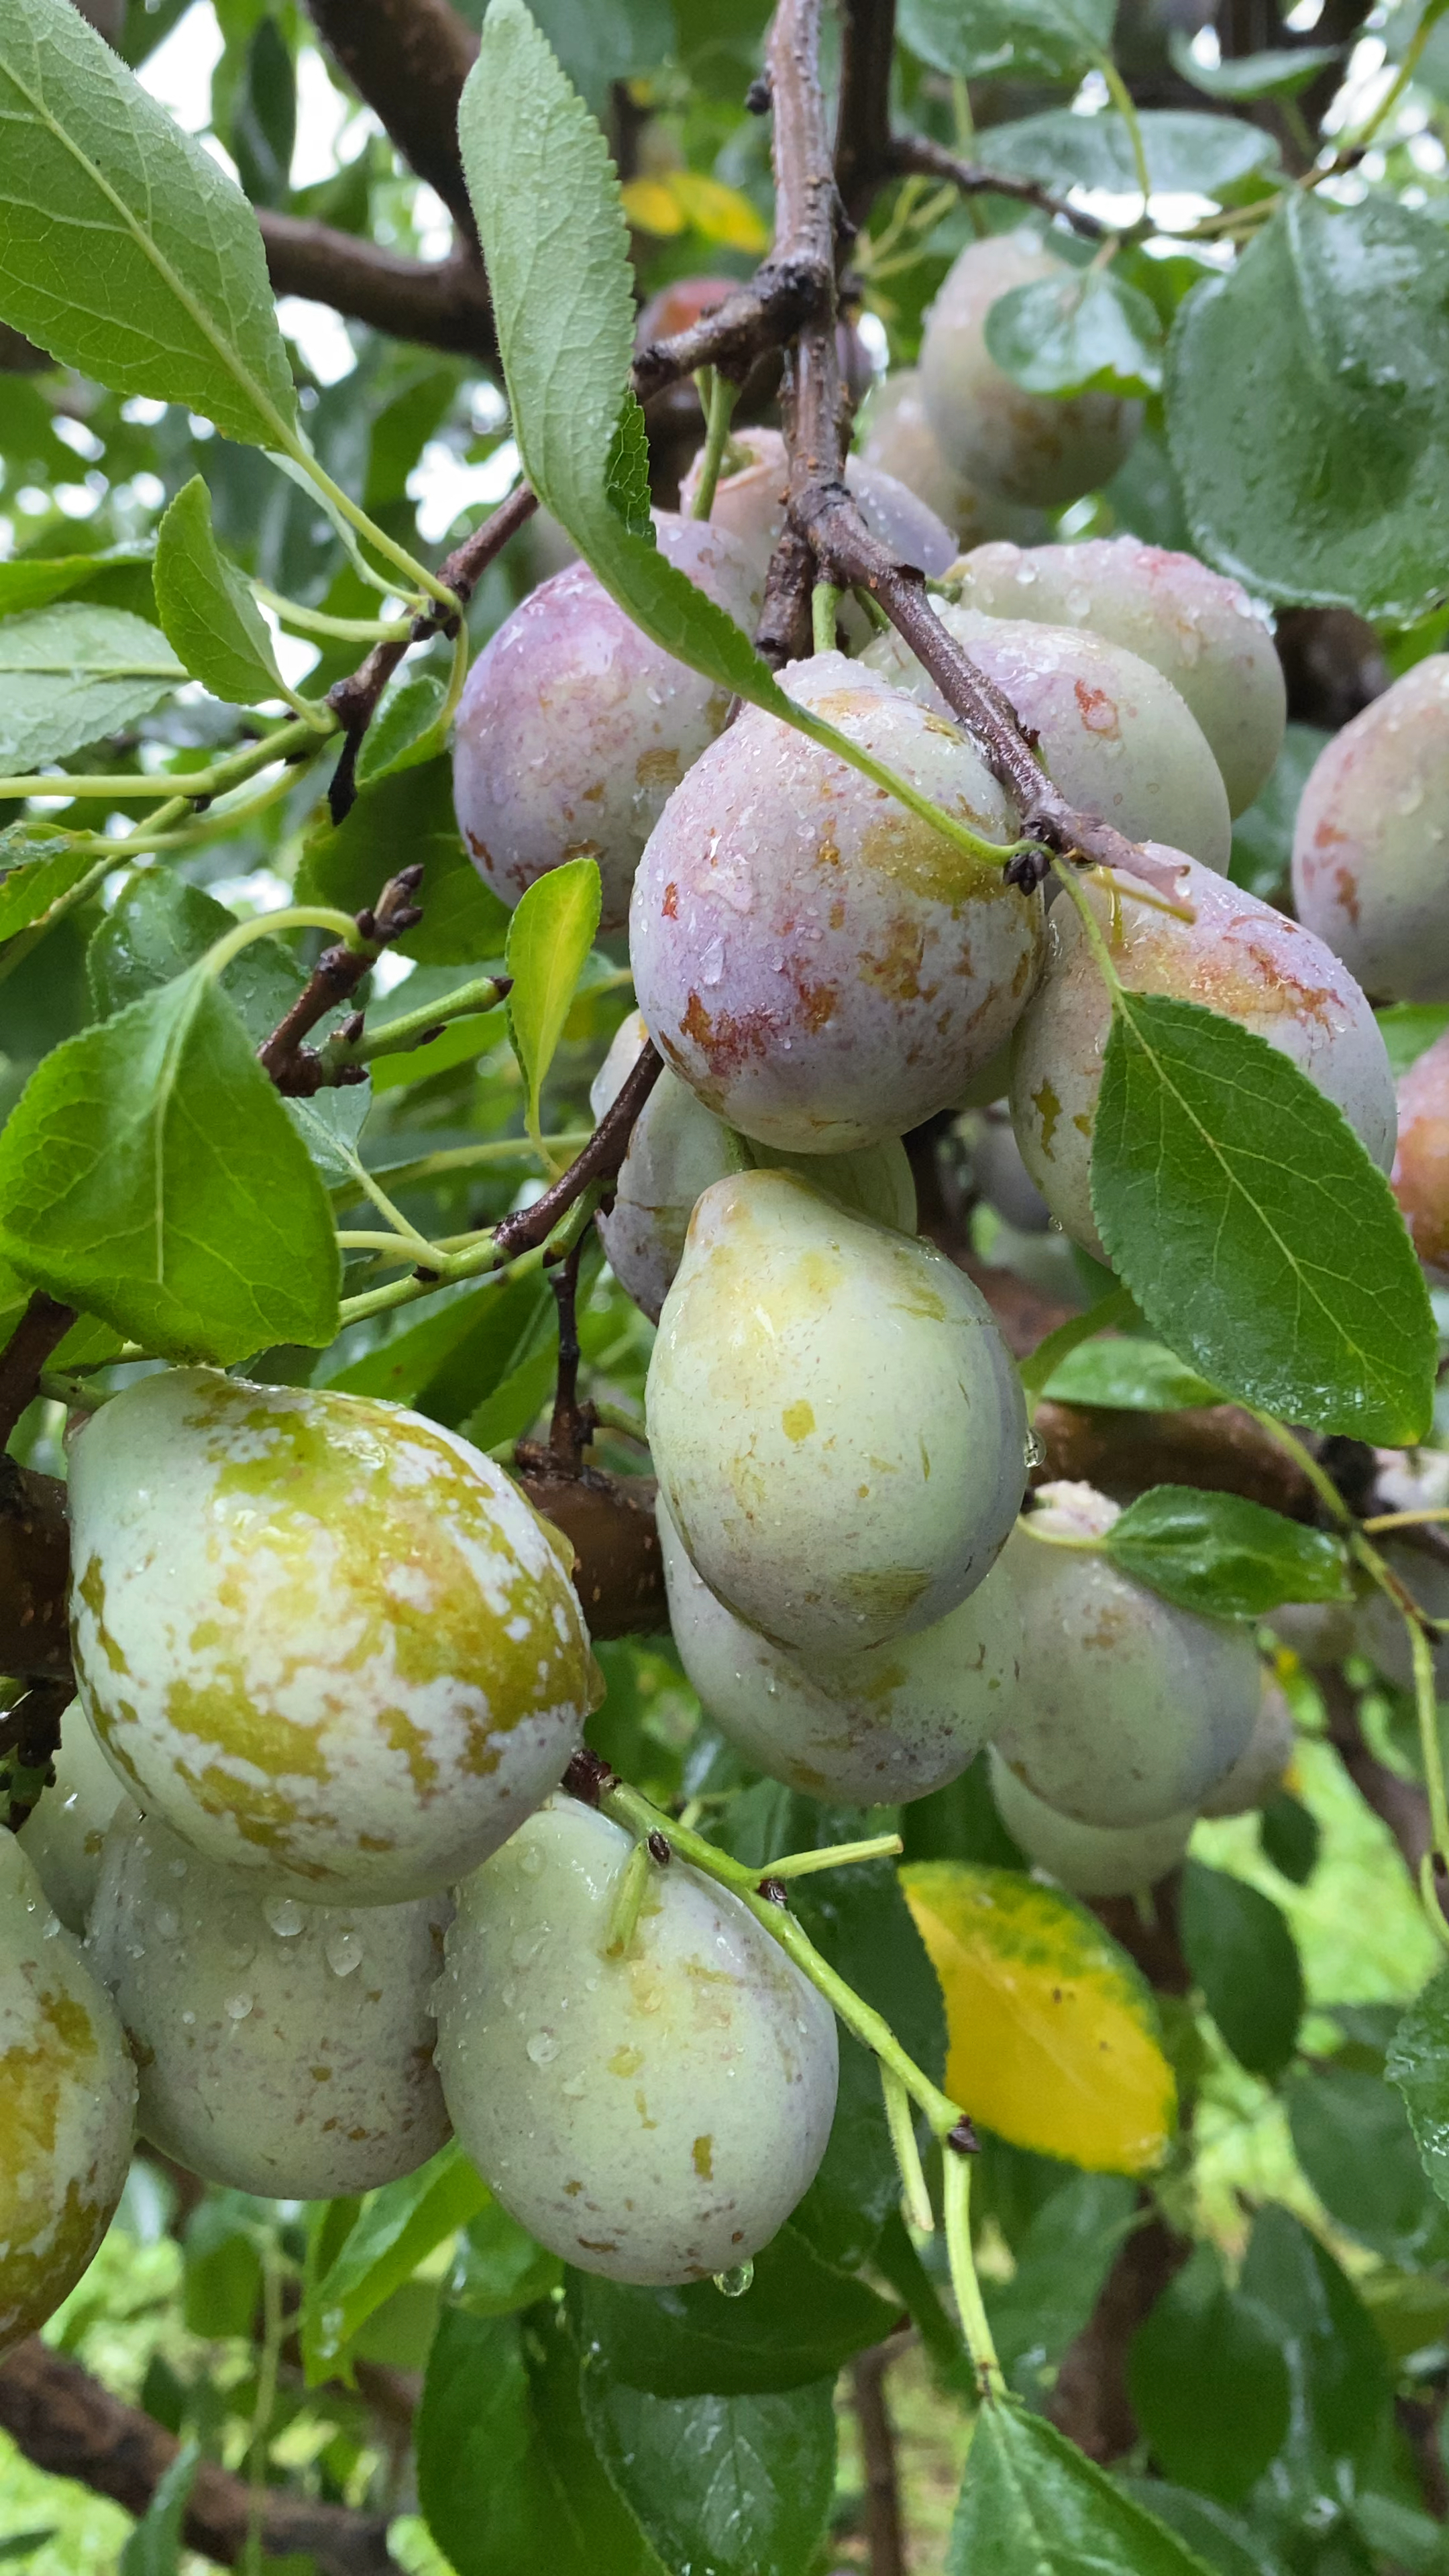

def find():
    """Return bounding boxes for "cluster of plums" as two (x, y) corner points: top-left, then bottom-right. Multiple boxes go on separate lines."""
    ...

(7, 226), (1444, 2348)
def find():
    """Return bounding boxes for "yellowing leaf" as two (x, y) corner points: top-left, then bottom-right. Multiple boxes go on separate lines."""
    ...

(901, 1861), (1175, 2176)
(666, 172), (771, 252)
(621, 176), (685, 236)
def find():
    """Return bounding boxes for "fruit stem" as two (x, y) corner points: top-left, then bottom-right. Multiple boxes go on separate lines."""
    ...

(602, 1837), (653, 1957)
(1049, 858), (1125, 996)
(812, 581), (841, 652)
(202, 908), (366, 982)
(689, 366), (740, 521)
(943, 2147), (1004, 2402)
(766, 1833), (904, 1879)
(1362, 1508), (1449, 1534)
(881, 2065), (935, 2234)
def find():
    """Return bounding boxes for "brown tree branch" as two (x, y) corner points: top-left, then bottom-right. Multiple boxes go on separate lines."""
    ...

(302, 0), (480, 240)
(490, 1041), (666, 1264)
(885, 133), (1110, 242)
(259, 217), (496, 363)
(1049, 2210), (1192, 2461)
(0, 1295), (76, 1452)
(1317, 1665), (1434, 1882)
(852, 2342), (908, 2576)
(0, 1465), (71, 1684)
(257, 869), (425, 1091)
(0, 2339), (402, 2575)
(835, 0), (898, 229)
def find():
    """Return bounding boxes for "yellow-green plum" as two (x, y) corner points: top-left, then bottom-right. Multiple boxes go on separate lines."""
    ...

(631, 653), (1041, 1154)
(864, 604), (1232, 872)
(0, 1835), (135, 2354)
(647, 1169), (1028, 1652)
(1197, 1674), (1294, 1820)
(451, 511), (761, 932)
(989, 1749), (1193, 1896)
(1008, 855), (1396, 1260)
(679, 425), (958, 582)
(1292, 659), (1449, 1003)
(1393, 1030), (1449, 1281)
(87, 1809), (451, 2198)
(952, 537), (1285, 814)
(659, 1492), (1020, 1801)
(435, 1794), (838, 2284)
(993, 1483), (1260, 1827)
(590, 1010), (916, 1322)
(919, 233), (1142, 509)
(17, 1699), (127, 1935)
(855, 370), (1050, 549)
(67, 1369), (600, 1904)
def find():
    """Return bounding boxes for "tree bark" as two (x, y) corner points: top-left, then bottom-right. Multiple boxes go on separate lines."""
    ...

(302, 0), (480, 239)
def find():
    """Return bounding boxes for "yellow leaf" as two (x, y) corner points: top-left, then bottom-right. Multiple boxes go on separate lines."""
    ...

(666, 171), (771, 253)
(901, 1860), (1176, 2176)
(621, 177), (685, 237)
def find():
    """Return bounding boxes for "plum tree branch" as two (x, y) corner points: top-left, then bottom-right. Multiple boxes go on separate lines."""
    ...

(259, 216), (496, 362)
(0, 1295), (75, 1451)
(301, 0), (481, 241)
(885, 133), (1110, 242)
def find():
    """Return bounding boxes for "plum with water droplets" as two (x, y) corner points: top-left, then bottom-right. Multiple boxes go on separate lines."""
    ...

(659, 1490), (1020, 1801)
(679, 425), (958, 582)
(1008, 854), (1396, 1260)
(989, 1748), (1194, 1896)
(67, 1368), (599, 1904)
(992, 1482), (1260, 1827)
(1, 1834), (135, 2353)
(951, 535), (1285, 814)
(451, 512), (761, 932)
(919, 233), (1142, 510)
(647, 1167), (1028, 1653)
(435, 1794), (838, 2284)
(87, 1807), (451, 2198)
(17, 1698), (127, 1935)
(631, 651), (1042, 1155)
(1292, 659), (1449, 1004)
(1393, 1028), (1449, 1279)
(856, 370), (1050, 550)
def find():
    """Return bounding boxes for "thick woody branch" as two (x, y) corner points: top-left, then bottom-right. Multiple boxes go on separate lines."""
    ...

(0, 1294), (76, 1452)
(835, 0), (898, 229)
(0, 2339), (402, 2575)
(0, 1465), (71, 1684)
(259, 217), (496, 364)
(302, 0), (480, 239)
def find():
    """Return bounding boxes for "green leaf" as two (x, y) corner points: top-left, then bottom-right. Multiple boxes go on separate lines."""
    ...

(1229, 724), (1330, 901)
(985, 269), (1163, 399)
(1388, 1965), (1449, 2217)
(1257, 1790), (1320, 1886)
(0, 602), (183, 768)
(1287, 2063), (1449, 2265)
(0, 967), (340, 1361)
(1168, 194), (1449, 623)
(153, 476), (286, 708)
(981, 109), (1278, 200)
(301, 2139), (490, 2385)
(118, 2440), (199, 2576)
(1040, 1336), (1220, 1412)
(1167, 34), (1341, 98)
(985, 2174), (1136, 2400)
(946, 2401), (1217, 2576)
(0, 545), (154, 620)
(0, 0), (300, 449)
(1379, 1002), (1449, 1077)
(1091, 991), (1436, 1445)
(297, 753), (511, 967)
(505, 857), (603, 1145)
(0, 835), (95, 942)
(86, 870), (302, 1040)
(1238, 2204), (1390, 2482)
(1179, 1861), (1303, 2080)
(1114, 2484), (1289, 2576)
(231, 15), (296, 209)
(0, 2534), (59, 2563)
(604, 389), (655, 538)
(1104, 1486), (1348, 1619)
(447, 2198), (563, 2319)
(181, 2192), (263, 2340)
(417, 2305), (656, 2576)
(569, 2225), (898, 2398)
(1128, 2244), (1291, 2502)
(580, 2373), (836, 2576)
(899, 0), (1115, 83)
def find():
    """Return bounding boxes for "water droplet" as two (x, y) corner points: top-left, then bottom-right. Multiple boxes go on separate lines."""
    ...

(1024, 1428), (1044, 1470)
(153, 1904), (180, 1939)
(700, 935), (725, 987)
(712, 2261), (754, 2298)
(181, 2010), (196, 2027)
(519, 1844), (543, 1878)
(561, 2072), (586, 2098)
(264, 1895), (307, 1938)
(168, 1857), (188, 1879)
(527, 2031), (560, 2065)
(325, 1929), (363, 1977)
(225, 1992), (253, 2021)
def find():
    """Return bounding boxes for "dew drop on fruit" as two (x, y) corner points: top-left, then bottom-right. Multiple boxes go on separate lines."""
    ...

(526, 2031), (560, 2066)
(1024, 1428), (1045, 1470)
(713, 2261), (755, 2298)
(264, 1895), (307, 1938)
(325, 1929), (364, 1977)
(225, 1992), (253, 2021)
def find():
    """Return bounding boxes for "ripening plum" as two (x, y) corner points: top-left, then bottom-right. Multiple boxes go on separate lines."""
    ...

(1008, 855), (1397, 1260)
(864, 605), (1232, 872)
(919, 233), (1142, 510)
(1269, 1593), (1363, 1670)
(1292, 661), (1449, 1004)
(647, 1168), (1028, 1652)
(856, 370), (1050, 550)
(631, 652), (1041, 1153)
(451, 512), (761, 932)
(678, 425), (959, 583)
(951, 536), (1286, 814)
(1197, 1674), (1294, 1819)
(969, 1102), (1052, 1233)
(1393, 1030), (1449, 1279)
(1355, 1541), (1449, 1695)
(989, 1748), (1193, 1896)
(658, 1491), (1021, 1801)
(1, 1835), (135, 2354)
(993, 1483), (1260, 1827)
(435, 1794), (838, 2284)
(87, 1809), (450, 2198)
(590, 1010), (916, 1320)
(67, 1368), (599, 1904)
(17, 1698), (127, 1935)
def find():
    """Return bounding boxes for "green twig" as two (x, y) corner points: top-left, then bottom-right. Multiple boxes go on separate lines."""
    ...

(882, 2066), (935, 2235)
(812, 581), (841, 653)
(1099, 57), (1153, 210)
(689, 367), (740, 521)
(943, 2150), (1003, 2402)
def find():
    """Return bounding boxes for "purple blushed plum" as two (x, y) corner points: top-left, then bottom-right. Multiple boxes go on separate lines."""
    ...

(1292, 659), (1449, 1004)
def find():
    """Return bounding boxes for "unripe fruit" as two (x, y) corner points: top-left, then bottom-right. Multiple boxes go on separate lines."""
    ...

(631, 652), (1042, 1154)
(1393, 1030), (1449, 1279)
(0, 1835), (135, 2354)
(1008, 854), (1397, 1260)
(679, 426), (957, 582)
(989, 1748), (1193, 1896)
(451, 512), (761, 932)
(1197, 1674), (1294, 1819)
(1269, 1594), (1362, 1670)
(856, 370), (1051, 550)
(68, 1368), (599, 1904)
(590, 1009), (916, 1322)
(920, 233), (1142, 509)
(17, 1699), (127, 1935)
(647, 1169), (1028, 1652)
(1355, 1542), (1449, 1695)
(951, 536), (1286, 815)
(865, 604), (1232, 873)
(87, 1809), (451, 2198)
(435, 1795), (838, 2284)
(1291, 660), (1449, 1004)
(659, 1492), (1020, 1801)
(993, 1482), (1260, 1827)
(969, 1102), (1052, 1233)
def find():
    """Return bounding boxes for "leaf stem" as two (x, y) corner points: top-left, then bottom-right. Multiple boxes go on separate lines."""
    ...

(202, 906), (364, 982)
(943, 2149), (1003, 2402)
(1362, 1508), (1449, 1533)
(689, 367), (740, 521)
(764, 1833), (904, 1880)
(791, 704), (1030, 873)
(0, 714), (329, 806)
(252, 585), (412, 643)
(285, 445), (459, 611)
(881, 2065), (935, 2235)
(1099, 56), (1153, 211)
(329, 1132), (590, 1203)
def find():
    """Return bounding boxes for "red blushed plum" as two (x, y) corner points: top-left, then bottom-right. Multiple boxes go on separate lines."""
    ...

(451, 512), (761, 933)
(629, 653), (1042, 1155)
(679, 425), (958, 580)
(856, 370), (1050, 551)
(1393, 1028), (1449, 1279)
(1292, 659), (1449, 1004)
